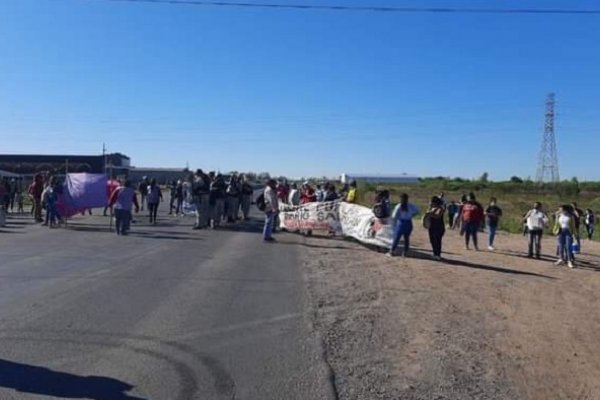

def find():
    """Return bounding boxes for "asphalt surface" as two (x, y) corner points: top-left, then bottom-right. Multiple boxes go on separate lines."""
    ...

(0, 204), (336, 400)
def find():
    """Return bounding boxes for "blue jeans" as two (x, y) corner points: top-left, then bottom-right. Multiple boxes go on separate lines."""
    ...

(263, 212), (275, 240)
(488, 223), (498, 246)
(44, 204), (58, 226)
(391, 219), (413, 253)
(557, 228), (574, 261)
(115, 208), (132, 235)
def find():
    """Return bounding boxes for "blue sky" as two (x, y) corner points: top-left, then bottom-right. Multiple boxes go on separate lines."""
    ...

(1, 0), (599, 180)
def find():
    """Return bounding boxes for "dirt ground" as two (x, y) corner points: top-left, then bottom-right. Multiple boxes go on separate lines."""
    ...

(298, 226), (600, 400)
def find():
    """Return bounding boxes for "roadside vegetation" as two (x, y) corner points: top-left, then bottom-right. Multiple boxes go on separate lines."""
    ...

(356, 176), (600, 236)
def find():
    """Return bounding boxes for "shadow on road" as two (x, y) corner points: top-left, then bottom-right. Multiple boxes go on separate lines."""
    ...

(0, 358), (147, 400)
(407, 250), (556, 279)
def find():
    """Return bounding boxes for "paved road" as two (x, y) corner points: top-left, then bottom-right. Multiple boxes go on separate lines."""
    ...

(0, 206), (336, 399)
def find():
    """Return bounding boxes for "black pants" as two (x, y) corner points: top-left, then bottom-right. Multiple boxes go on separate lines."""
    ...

(448, 213), (455, 228)
(464, 222), (479, 249)
(429, 228), (444, 257)
(528, 229), (543, 257)
(148, 203), (159, 223)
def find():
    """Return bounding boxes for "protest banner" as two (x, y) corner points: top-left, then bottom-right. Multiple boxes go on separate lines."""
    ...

(339, 202), (394, 249)
(278, 201), (394, 248)
(65, 173), (108, 209)
(279, 201), (342, 233)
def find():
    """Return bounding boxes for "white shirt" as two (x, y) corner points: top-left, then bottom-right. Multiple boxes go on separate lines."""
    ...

(558, 213), (572, 230)
(526, 210), (548, 230)
(288, 189), (300, 206)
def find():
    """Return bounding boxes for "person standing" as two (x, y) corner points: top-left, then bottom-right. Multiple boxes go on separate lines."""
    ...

(168, 180), (178, 215)
(263, 179), (279, 242)
(554, 205), (576, 268)
(324, 184), (339, 202)
(147, 178), (163, 225)
(523, 202), (549, 259)
(345, 180), (358, 203)
(209, 173), (226, 229)
(316, 184), (325, 202)
(584, 209), (595, 240)
(276, 180), (289, 205)
(288, 183), (300, 206)
(28, 174), (45, 223)
(461, 193), (484, 251)
(571, 202), (584, 248)
(485, 197), (503, 250)
(137, 177), (149, 212)
(174, 180), (184, 216)
(226, 174), (241, 223)
(41, 177), (59, 227)
(426, 196), (446, 260)
(388, 193), (419, 257)
(240, 176), (254, 221)
(447, 201), (458, 229)
(192, 169), (211, 229)
(108, 180), (140, 236)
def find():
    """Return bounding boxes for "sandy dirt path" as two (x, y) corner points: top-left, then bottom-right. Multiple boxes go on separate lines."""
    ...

(292, 227), (600, 400)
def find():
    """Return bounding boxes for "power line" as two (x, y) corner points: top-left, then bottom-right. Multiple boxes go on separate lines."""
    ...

(81, 0), (600, 15)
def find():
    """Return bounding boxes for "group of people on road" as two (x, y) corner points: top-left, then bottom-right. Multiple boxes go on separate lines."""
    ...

(6, 172), (598, 270)
(0, 177), (25, 215)
(187, 170), (255, 230)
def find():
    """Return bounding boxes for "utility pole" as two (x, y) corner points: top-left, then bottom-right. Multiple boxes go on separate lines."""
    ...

(536, 93), (560, 183)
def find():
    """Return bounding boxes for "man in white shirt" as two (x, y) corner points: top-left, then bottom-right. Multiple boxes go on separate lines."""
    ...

(263, 179), (279, 242)
(523, 202), (549, 259)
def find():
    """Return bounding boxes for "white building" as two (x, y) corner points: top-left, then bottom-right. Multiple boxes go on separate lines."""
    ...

(340, 173), (420, 185)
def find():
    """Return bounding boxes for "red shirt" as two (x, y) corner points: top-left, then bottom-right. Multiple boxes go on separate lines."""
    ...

(462, 202), (484, 223)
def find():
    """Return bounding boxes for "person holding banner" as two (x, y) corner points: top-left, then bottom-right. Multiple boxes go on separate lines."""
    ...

(108, 180), (140, 236)
(263, 179), (279, 242)
(388, 193), (419, 257)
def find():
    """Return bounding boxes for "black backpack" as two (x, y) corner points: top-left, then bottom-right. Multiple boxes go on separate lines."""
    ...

(256, 192), (267, 211)
(373, 201), (390, 219)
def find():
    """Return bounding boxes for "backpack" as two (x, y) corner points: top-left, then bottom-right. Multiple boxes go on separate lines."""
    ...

(373, 201), (390, 219)
(256, 192), (267, 212)
(422, 213), (432, 229)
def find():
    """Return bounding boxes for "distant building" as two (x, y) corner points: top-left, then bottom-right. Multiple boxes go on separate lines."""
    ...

(0, 153), (130, 179)
(340, 173), (420, 185)
(128, 167), (189, 185)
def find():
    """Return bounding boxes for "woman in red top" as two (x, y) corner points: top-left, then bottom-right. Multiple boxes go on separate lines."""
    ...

(461, 192), (485, 251)
(300, 183), (317, 204)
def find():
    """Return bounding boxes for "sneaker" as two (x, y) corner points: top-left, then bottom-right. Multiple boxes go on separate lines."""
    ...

(488, 246), (495, 251)
(568, 261), (575, 269)
(264, 237), (276, 242)
(464, 246), (470, 250)
(433, 255), (441, 261)
(555, 259), (565, 266)
(386, 251), (394, 257)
